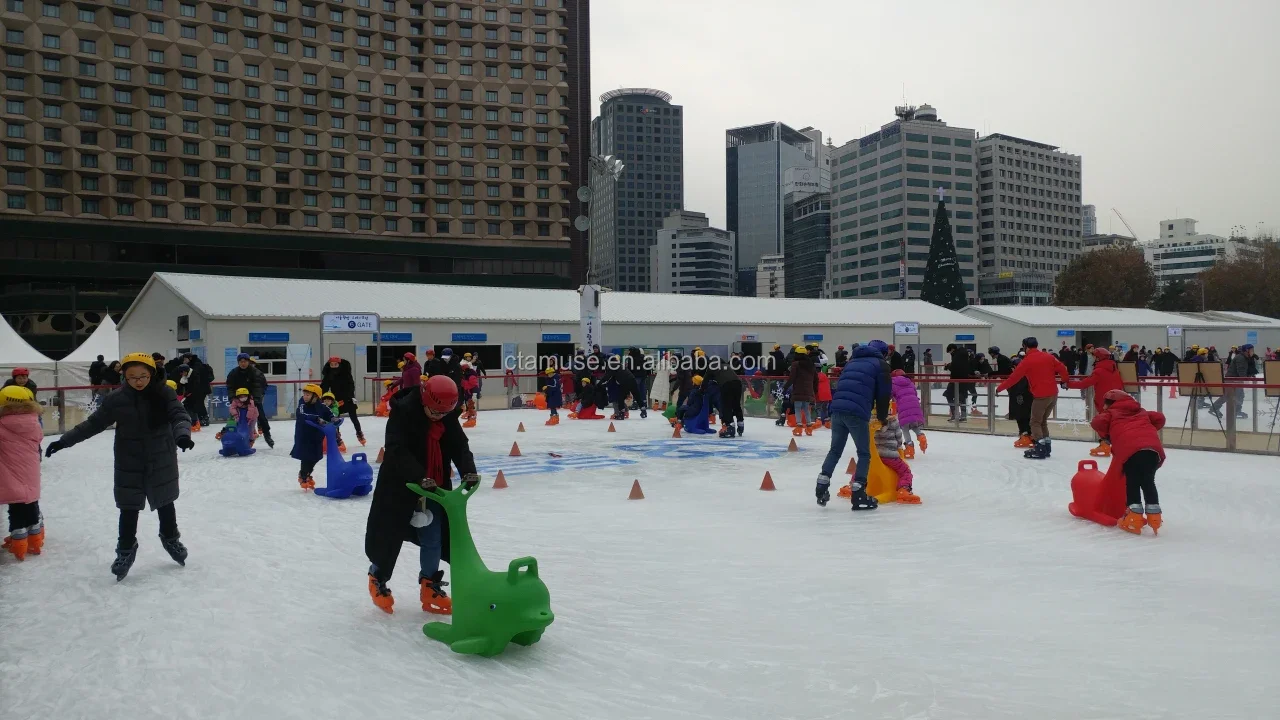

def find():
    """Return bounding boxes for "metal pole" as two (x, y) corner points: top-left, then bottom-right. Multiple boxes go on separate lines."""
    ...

(1226, 389), (1237, 451)
(69, 285), (78, 353)
(986, 381), (995, 434)
(920, 378), (931, 428)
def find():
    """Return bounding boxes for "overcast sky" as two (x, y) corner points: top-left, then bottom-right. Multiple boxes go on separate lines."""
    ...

(590, 0), (1279, 241)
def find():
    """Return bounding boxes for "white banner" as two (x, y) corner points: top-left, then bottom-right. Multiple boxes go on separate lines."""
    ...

(894, 322), (920, 335)
(579, 285), (602, 350)
(1167, 327), (1183, 337)
(322, 313), (379, 333)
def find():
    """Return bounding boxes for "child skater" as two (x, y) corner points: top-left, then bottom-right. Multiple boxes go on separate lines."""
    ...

(890, 369), (928, 457)
(291, 383), (333, 491)
(543, 366), (562, 426)
(220, 387), (259, 441)
(44, 352), (193, 581)
(1, 386), (44, 561)
(459, 360), (480, 428)
(320, 392), (347, 452)
(365, 374), (479, 614)
(1090, 389), (1165, 535)
(874, 410), (921, 504)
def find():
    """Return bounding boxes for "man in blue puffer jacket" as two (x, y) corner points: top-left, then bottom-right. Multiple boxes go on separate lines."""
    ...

(816, 339), (892, 510)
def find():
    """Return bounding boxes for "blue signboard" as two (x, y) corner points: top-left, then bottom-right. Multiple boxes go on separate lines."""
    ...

(248, 332), (290, 343)
(189, 329), (201, 340)
(955, 334), (975, 342)
(451, 333), (488, 343)
(372, 333), (412, 343)
(803, 334), (824, 342)
(209, 384), (278, 421)
(1057, 329), (1075, 337)
(542, 333), (572, 342)
(1247, 330), (1258, 347)
(224, 347), (240, 376)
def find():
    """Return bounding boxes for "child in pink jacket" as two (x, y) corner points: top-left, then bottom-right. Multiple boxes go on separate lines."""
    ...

(890, 369), (927, 457)
(1, 385), (45, 561)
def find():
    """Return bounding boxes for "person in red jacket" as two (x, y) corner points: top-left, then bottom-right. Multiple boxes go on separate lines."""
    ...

(995, 337), (1070, 459)
(1069, 346), (1125, 457)
(1090, 389), (1165, 535)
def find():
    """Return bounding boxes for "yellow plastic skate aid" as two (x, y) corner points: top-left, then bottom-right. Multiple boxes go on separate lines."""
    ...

(865, 423), (899, 505)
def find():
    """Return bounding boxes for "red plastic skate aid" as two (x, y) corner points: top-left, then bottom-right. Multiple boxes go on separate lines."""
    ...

(1068, 459), (1128, 527)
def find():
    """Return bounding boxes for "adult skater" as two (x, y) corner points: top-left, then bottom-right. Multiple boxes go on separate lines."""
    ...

(815, 340), (891, 511)
(996, 337), (1071, 459)
(365, 375), (479, 615)
(183, 355), (213, 430)
(707, 366), (745, 438)
(602, 365), (645, 420)
(226, 353), (273, 447)
(1091, 390), (1166, 535)
(988, 346), (1013, 377)
(834, 345), (849, 368)
(44, 352), (193, 581)
(400, 352), (422, 389)
(1209, 344), (1253, 420)
(944, 344), (973, 422)
(903, 345), (917, 375)
(89, 354), (107, 398)
(769, 345), (788, 375)
(784, 346), (820, 436)
(627, 347), (650, 411)
(321, 355), (365, 446)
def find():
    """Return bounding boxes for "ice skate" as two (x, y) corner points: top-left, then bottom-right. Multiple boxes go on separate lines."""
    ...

(264, 431), (275, 449)
(191, 421), (202, 432)
(718, 424), (736, 438)
(420, 572), (453, 615)
(3, 533), (28, 561)
(214, 430), (224, 440)
(903, 443), (916, 459)
(357, 433), (367, 446)
(26, 527), (44, 555)
(1013, 433), (1033, 448)
(792, 425), (804, 437)
(918, 433), (928, 452)
(338, 441), (348, 454)
(1119, 506), (1147, 535)
(775, 416), (786, 427)
(368, 574), (394, 614)
(736, 421), (744, 437)
(1089, 440), (1112, 457)
(112, 541), (139, 581)
(849, 484), (879, 511)
(159, 532), (187, 566)
(896, 487), (922, 504)
(837, 484), (853, 499)
(823, 419), (831, 429)
(815, 476), (831, 507)
(1023, 439), (1051, 459)
(1145, 504), (1162, 535)
(299, 475), (315, 491)
(804, 424), (813, 436)
(970, 407), (984, 418)
(462, 417), (477, 428)
(808, 420), (823, 431)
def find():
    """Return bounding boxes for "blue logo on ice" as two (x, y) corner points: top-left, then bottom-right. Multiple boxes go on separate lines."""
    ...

(612, 439), (792, 460)
(471, 453), (638, 478)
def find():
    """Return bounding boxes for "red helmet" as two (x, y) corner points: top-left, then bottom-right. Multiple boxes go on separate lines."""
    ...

(327, 356), (341, 364)
(1102, 389), (1129, 404)
(12, 367), (28, 377)
(1091, 347), (1111, 360)
(837, 345), (845, 350)
(420, 375), (459, 413)
(403, 352), (416, 361)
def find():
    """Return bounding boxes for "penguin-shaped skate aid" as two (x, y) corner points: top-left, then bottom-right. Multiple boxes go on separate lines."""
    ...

(218, 406), (256, 457)
(308, 417), (373, 498)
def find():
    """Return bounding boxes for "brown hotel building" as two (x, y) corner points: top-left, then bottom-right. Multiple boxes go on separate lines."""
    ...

(0, 0), (590, 355)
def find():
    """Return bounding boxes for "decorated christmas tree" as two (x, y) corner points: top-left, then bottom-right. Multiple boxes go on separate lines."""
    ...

(919, 192), (968, 310)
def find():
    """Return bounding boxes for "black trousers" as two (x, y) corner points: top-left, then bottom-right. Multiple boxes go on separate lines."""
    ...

(8, 501), (40, 531)
(1123, 450), (1160, 507)
(299, 459), (318, 479)
(339, 400), (363, 436)
(183, 393), (210, 424)
(119, 503), (178, 546)
(719, 380), (744, 423)
(254, 398), (272, 437)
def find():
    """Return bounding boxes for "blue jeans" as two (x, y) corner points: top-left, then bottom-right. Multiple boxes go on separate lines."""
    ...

(821, 412), (871, 483)
(368, 504), (442, 581)
(793, 401), (813, 424)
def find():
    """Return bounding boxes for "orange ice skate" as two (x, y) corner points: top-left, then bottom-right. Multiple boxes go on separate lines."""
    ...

(368, 574), (394, 614)
(1013, 433), (1034, 448)
(2, 535), (28, 561)
(1118, 509), (1147, 535)
(420, 574), (452, 615)
(896, 487), (922, 504)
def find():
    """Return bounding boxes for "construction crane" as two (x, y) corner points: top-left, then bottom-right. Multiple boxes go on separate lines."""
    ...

(1111, 208), (1140, 240)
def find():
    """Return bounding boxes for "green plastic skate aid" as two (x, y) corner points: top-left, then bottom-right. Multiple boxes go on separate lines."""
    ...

(406, 481), (554, 657)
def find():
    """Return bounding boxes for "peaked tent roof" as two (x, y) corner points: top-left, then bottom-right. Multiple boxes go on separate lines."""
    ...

(0, 314), (56, 365)
(122, 273), (990, 329)
(62, 316), (120, 362)
(960, 305), (1233, 329)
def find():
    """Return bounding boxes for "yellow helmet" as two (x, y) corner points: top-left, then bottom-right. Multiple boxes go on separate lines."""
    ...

(383, 379), (394, 387)
(692, 375), (704, 385)
(794, 347), (809, 355)
(544, 367), (555, 375)
(773, 344), (780, 350)
(165, 380), (178, 390)
(322, 391), (336, 401)
(303, 383), (323, 395)
(235, 387), (250, 397)
(582, 377), (592, 385)
(694, 349), (705, 357)
(121, 352), (156, 370)
(397, 360), (405, 369)
(0, 385), (34, 403)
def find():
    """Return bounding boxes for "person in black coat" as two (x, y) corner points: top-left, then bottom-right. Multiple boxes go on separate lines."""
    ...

(89, 355), (106, 386)
(834, 346), (849, 368)
(365, 380), (478, 614)
(226, 353), (273, 447)
(708, 366), (745, 437)
(988, 347), (1013, 377)
(3, 368), (38, 394)
(321, 356), (364, 444)
(45, 352), (193, 581)
(626, 347), (650, 410)
(903, 346), (917, 375)
(602, 366), (645, 420)
(769, 345), (788, 375)
(182, 355), (213, 428)
(102, 360), (122, 387)
(943, 344), (973, 421)
(888, 345), (905, 372)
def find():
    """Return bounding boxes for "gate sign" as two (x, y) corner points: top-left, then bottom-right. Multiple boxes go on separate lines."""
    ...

(1166, 327), (1183, 337)
(323, 313), (378, 333)
(803, 334), (823, 342)
(1057, 329), (1075, 337)
(893, 322), (919, 335)
(955, 334), (975, 342)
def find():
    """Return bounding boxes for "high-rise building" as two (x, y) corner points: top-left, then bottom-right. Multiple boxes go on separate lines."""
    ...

(975, 133), (1083, 306)
(782, 188), (830, 298)
(725, 121), (821, 295)
(1082, 233), (1135, 253)
(827, 104), (979, 302)
(1140, 218), (1259, 286)
(1082, 204), (1097, 236)
(650, 210), (734, 296)
(755, 253), (784, 298)
(588, 88), (682, 291)
(0, 0), (589, 355)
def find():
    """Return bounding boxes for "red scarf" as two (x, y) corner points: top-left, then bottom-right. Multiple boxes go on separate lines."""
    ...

(425, 419), (445, 486)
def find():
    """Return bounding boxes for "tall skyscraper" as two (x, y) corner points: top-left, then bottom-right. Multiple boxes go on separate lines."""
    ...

(725, 121), (822, 295)
(826, 105), (979, 303)
(782, 183), (830, 298)
(588, 88), (682, 291)
(975, 133), (1083, 305)
(650, 210), (735, 296)
(1082, 204), (1097, 237)
(0, 0), (589, 354)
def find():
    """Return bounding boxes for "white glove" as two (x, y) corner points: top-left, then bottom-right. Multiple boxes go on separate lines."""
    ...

(180, 377), (188, 384)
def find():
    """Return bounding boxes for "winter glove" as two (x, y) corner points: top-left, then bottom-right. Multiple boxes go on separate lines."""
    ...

(44, 440), (65, 458)
(337, 400), (345, 408)
(419, 477), (438, 491)
(461, 473), (481, 490)
(176, 436), (195, 452)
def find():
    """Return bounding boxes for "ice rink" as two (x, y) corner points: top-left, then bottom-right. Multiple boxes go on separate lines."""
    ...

(3, 409), (1277, 720)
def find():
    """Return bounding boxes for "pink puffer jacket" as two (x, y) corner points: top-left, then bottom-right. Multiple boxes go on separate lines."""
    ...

(0, 400), (43, 505)
(890, 371), (926, 426)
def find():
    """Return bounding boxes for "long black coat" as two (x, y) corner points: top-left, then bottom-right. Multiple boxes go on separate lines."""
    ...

(59, 383), (191, 511)
(187, 357), (214, 396)
(226, 364), (268, 400)
(321, 359), (358, 404)
(364, 387), (476, 576)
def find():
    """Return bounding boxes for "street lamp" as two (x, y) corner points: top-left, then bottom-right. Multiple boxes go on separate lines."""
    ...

(577, 154), (627, 285)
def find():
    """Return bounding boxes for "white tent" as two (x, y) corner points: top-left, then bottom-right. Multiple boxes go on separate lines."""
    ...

(59, 316), (121, 387)
(0, 314), (57, 392)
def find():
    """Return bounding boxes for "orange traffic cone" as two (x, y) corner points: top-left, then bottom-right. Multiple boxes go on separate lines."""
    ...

(509, 442), (522, 457)
(846, 457), (857, 474)
(493, 470), (508, 489)
(1168, 384), (1177, 399)
(759, 471), (776, 491)
(517, 422), (526, 432)
(788, 438), (798, 452)
(376, 447), (385, 463)
(672, 426), (681, 438)
(607, 422), (616, 432)
(628, 479), (645, 500)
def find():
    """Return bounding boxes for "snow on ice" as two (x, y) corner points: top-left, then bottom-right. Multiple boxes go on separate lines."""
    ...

(3, 410), (1278, 719)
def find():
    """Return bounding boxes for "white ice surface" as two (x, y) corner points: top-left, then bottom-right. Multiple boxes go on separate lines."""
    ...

(3, 410), (1278, 720)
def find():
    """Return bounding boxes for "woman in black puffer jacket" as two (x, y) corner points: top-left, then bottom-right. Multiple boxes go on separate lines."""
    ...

(46, 352), (194, 581)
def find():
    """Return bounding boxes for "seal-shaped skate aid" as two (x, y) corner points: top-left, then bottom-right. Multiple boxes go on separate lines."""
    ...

(1068, 459), (1127, 527)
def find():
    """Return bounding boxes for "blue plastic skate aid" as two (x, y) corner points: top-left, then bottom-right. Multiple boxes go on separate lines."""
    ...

(219, 407), (256, 457)
(307, 418), (374, 499)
